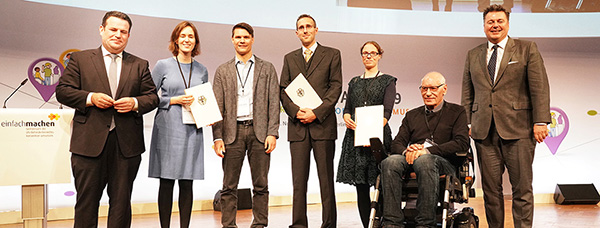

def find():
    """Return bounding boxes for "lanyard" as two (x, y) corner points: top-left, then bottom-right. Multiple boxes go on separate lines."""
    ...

(424, 105), (444, 140)
(176, 56), (193, 89)
(360, 71), (380, 106)
(235, 60), (254, 94)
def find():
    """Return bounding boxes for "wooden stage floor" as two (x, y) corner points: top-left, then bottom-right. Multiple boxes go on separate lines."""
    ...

(1, 197), (599, 227)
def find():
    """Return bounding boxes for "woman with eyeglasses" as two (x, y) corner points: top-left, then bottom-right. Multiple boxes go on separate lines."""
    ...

(336, 41), (397, 228)
(148, 21), (208, 228)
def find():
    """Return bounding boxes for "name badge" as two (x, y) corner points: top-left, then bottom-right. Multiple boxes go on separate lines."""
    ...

(237, 97), (252, 117)
(182, 106), (195, 124)
(424, 138), (438, 148)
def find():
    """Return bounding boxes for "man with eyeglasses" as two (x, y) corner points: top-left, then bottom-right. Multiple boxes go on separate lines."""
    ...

(280, 14), (342, 228)
(380, 72), (469, 228)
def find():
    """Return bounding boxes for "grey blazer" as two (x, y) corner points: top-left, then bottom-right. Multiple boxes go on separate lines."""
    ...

(280, 44), (343, 141)
(462, 38), (551, 140)
(212, 56), (280, 144)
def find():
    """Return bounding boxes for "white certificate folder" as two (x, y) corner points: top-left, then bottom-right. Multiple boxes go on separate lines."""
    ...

(355, 105), (384, 146)
(284, 73), (323, 109)
(184, 82), (222, 128)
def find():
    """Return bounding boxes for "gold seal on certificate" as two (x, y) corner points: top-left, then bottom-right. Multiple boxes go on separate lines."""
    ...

(184, 82), (222, 128)
(285, 73), (322, 109)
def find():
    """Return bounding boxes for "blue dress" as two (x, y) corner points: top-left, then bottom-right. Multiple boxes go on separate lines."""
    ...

(149, 57), (208, 180)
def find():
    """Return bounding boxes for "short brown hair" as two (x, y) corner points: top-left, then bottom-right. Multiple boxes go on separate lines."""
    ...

(296, 14), (317, 30)
(232, 22), (254, 37)
(483, 4), (510, 21)
(360, 41), (384, 56)
(102, 11), (132, 32)
(169, 21), (201, 57)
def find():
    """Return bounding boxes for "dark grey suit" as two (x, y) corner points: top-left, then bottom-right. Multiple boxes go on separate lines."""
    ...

(56, 47), (158, 227)
(213, 55), (280, 228)
(280, 44), (342, 228)
(462, 38), (550, 228)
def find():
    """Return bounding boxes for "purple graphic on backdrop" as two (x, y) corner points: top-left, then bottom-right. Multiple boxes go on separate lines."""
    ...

(28, 58), (64, 102)
(545, 107), (569, 155)
(64, 191), (75, 197)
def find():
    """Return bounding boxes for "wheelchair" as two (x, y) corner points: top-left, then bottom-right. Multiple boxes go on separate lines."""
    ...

(367, 138), (479, 228)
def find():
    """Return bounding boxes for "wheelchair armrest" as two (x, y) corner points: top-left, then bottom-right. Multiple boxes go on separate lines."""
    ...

(454, 151), (468, 157)
(369, 137), (387, 164)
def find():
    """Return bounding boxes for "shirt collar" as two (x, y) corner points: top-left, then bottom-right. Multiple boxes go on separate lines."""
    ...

(488, 36), (508, 50)
(425, 100), (445, 113)
(101, 45), (123, 59)
(302, 42), (318, 55)
(235, 55), (255, 65)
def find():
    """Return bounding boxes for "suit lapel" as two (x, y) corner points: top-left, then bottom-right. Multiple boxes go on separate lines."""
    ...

(227, 58), (238, 91)
(306, 44), (325, 78)
(495, 38), (515, 87)
(117, 51), (133, 98)
(292, 48), (307, 77)
(478, 44), (494, 86)
(226, 58), (239, 117)
(91, 47), (112, 95)
(253, 57), (262, 94)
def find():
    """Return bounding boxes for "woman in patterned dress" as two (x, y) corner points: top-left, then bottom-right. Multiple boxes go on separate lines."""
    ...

(336, 41), (397, 228)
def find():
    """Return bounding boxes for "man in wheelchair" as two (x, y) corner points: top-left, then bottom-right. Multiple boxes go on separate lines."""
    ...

(380, 72), (470, 228)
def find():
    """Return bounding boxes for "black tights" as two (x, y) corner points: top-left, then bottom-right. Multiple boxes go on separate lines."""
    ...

(158, 178), (193, 228)
(356, 184), (371, 228)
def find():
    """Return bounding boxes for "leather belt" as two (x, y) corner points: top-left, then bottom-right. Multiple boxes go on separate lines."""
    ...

(237, 119), (253, 126)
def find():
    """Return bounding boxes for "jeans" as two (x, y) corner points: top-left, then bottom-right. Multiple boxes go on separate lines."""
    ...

(381, 154), (455, 228)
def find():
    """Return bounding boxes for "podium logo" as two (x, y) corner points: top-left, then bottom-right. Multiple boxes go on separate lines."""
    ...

(48, 113), (61, 121)
(1, 120), (56, 127)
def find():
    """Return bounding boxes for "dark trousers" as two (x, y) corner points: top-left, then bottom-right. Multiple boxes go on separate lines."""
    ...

(475, 122), (536, 228)
(381, 154), (455, 228)
(71, 130), (141, 228)
(221, 123), (270, 228)
(289, 131), (336, 228)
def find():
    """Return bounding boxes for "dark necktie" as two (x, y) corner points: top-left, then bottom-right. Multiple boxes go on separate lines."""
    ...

(487, 44), (499, 84)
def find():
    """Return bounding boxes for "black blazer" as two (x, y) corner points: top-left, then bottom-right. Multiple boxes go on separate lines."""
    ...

(280, 44), (343, 141)
(56, 47), (158, 157)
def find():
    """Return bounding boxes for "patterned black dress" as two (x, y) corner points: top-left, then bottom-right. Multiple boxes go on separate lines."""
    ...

(336, 74), (396, 186)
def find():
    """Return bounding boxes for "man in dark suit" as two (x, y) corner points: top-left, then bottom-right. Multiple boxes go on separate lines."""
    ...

(56, 11), (158, 228)
(212, 22), (280, 228)
(280, 14), (343, 228)
(461, 4), (550, 228)
(382, 72), (469, 228)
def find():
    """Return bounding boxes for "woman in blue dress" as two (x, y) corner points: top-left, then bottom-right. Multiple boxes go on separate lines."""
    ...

(336, 41), (397, 228)
(148, 21), (208, 228)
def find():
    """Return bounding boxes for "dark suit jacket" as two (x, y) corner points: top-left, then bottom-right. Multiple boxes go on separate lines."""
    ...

(56, 47), (158, 158)
(462, 38), (551, 140)
(212, 56), (280, 144)
(280, 44), (343, 141)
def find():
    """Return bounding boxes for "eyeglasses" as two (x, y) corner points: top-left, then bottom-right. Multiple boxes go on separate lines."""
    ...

(361, 52), (379, 57)
(419, 83), (445, 92)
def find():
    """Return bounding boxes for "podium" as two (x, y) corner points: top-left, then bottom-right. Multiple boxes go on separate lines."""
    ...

(0, 109), (74, 228)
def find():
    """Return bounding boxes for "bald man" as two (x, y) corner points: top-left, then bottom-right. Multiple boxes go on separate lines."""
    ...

(380, 72), (470, 228)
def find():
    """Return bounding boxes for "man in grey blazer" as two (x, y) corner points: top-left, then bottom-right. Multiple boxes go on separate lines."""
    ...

(212, 22), (280, 228)
(56, 11), (158, 228)
(461, 5), (550, 228)
(280, 14), (342, 228)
